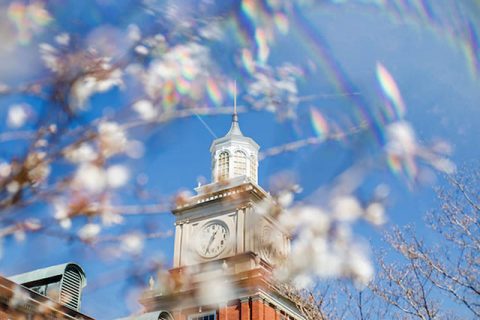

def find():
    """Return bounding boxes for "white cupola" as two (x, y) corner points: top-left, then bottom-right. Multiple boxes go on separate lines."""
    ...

(210, 109), (259, 184)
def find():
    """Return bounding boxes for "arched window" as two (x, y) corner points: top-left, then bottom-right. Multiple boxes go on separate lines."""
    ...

(233, 150), (247, 176)
(250, 154), (257, 182)
(218, 152), (229, 181)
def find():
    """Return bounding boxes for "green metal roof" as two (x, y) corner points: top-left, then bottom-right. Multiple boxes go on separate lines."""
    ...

(8, 262), (87, 287)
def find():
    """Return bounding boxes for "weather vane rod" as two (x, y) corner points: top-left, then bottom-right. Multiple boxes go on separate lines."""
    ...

(234, 80), (237, 115)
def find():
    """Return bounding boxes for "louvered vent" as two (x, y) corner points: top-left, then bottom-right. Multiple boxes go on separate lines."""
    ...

(60, 267), (82, 310)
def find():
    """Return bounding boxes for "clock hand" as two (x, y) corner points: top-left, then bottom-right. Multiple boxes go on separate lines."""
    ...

(204, 230), (218, 254)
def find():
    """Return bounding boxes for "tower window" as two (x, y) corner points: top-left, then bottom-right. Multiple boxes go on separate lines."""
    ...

(233, 150), (247, 176)
(218, 152), (229, 181)
(250, 154), (257, 182)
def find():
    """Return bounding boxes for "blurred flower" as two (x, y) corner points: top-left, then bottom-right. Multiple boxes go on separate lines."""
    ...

(98, 121), (127, 158)
(7, 104), (29, 128)
(127, 24), (141, 42)
(25, 151), (50, 184)
(7, 1), (52, 45)
(365, 202), (386, 225)
(385, 121), (416, 159)
(0, 162), (12, 178)
(101, 209), (124, 226)
(39, 43), (60, 73)
(126, 140), (145, 159)
(331, 196), (363, 222)
(9, 286), (29, 308)
(78, 223), (101, 241)
(55, 33), (70, 46)
(134, 45), (149, 55)
(121, 233), (144, 255)
(346, 245), (374, 288)
(106, 165), (129, 188)
(73, 164), (107, 193)
(133, 99), (157, 121)
(144, 42), (210, 102)
(70, 67), (123, 110)
(196, 276), (235, 306)
(64, 143), (97, 163)
(246, 63), (302, 121)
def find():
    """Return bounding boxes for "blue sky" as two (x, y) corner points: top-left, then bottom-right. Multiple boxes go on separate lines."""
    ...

(0, 1), (479, 319)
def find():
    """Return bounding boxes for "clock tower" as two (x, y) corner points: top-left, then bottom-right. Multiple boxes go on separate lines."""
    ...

(136, 110), (306, 320)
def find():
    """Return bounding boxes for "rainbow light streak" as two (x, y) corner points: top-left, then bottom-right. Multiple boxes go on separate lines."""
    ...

(463, 20), (479, 77)
(386, 153), (418, 185)
(7, 1), (52, 45)
(310, 107), (329, 140)
(376, 62), (406, 120)
(241, 49), (256, 75)
(255, 28), (270, 63)
(162, 81), (178, 111)
(176, 77), (190, 95)
(291, 5), (385, 146)
(274, 13), (289, 34)
(233, 0), (257, 46)
(375, 0), (479, 78)
(206, 78), (223, 107)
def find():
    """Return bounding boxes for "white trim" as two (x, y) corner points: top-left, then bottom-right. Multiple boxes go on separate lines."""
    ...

(187, 310), (216, 320)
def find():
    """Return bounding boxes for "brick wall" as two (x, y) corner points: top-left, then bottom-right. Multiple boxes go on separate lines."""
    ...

(174, 298), (295, 320)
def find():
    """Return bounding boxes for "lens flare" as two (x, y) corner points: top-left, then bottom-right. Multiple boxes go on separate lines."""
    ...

(310, 107), (329, 139)
(255, 28), (270, 63)
(241, 49), (256, 74)
(291, 5), (384, 146)
(7, 1), (52, 45)
(376, 62), (406, 120)
(274, 13), (289, 34)
(206, 78), (223, 107)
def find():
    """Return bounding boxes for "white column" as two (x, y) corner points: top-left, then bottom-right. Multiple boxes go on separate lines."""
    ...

(237, 208), (245, 254)
(173, 223), (183, 267)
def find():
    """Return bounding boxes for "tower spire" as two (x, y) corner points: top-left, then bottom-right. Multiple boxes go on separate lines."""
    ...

(233, 80), (238, 123)
(225, 80), (242, 136)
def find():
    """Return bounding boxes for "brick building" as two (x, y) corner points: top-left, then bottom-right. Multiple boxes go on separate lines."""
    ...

(1, 263), (93, 320)
(123, 109), (306, 320)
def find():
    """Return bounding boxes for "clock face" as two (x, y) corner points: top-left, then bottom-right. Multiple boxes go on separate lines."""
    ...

(197, 221), (229, 258)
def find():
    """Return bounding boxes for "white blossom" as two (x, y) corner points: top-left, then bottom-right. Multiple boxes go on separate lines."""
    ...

(78, 223), (101, 241)
(9, 286), (30, 308)
(346, 246), (374, 288)
(98, 121), (127, 158)
(121, 233), (144, 255)
(365, 202), (386, 225)
(246, 64), (301, 121)
(196, 276), (235, 306)
(7, 104), (29, 128)
(134, 45), (149, 55)
(25, 151), (50, 183)
(55, 33), (70, 46)
(126, 140), (145, 159)
(127, 24), (141, 42)
(385, 121), (416, 158)
(101, 210), (124, 226)
(331, 196), (363, 222)
(144, 42), (210, 99)
(70, 69), (123, 110)
(106, 165), (129, 188)
(6, 181), (20, 193)
(133, 99), (157, 121)
(60, 219), (72, 230)
(73, 164), (107, 193)
(64, 143), (97, 163)
(39, 43), (60, 73)
(0, 162), (11, 178)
